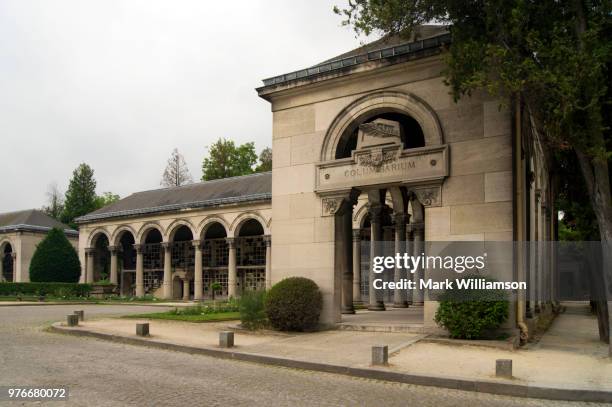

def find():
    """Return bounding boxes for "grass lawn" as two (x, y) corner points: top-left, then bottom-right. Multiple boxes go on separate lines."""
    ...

(122, 311), (240, 323)
(0, 296), (100, 302)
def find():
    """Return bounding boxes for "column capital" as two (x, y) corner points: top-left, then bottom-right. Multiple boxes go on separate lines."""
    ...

(352, 229), (361, 241)
(133, 244), (143, 254)
(10, 252), (17, 260)
(161, 242), (172, 251)
(263, 235), (271, 246)
(394, 212), (409, 226)
(407, 222), (424, 233)
(368, 203), (383, 219)
(108, 245), (120, 254)
(192, 239), (202, 250)
(226, 237), (236, 248)
(85, 247), (96, 256)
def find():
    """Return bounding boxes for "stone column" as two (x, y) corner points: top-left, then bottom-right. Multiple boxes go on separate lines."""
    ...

(352, 229), (362, 304)
(85, 248), (95, 284)
(337, 199), (354, 315)
(182, 279), (190, 301)
(368, 204), (385, 311)
(405, 223), (414, 305)
(108, 246), (119, 286)
(264, 235), (272, 290)
(393, 213), (409, 308)
(134, 244), (144, 297)
(11, 252), (17, 283)
(412, 223), (425, 305)
(162, 243), (173, 300)
(227, 238), (237, 298)
(193, 240), (203, 300)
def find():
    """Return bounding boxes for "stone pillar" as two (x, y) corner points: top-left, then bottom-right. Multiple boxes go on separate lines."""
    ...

(412, 223), (425, 306)
(193, 240), (203, 300)
(162, 243), (173, 300)
(108, 246), (119, 285)
(368, 204), (385, 311)
(11, 252), (17, 283)
(134, 244), (144, 297)
(337, 199), (354, 315)
(352, 229), (362, 304)
(182, 278), (190, 301)
(405, 223), (414, 305)
(264, 235), (272, 290)
(85, 248), (95, 284)
(227, 238), (237, 298)
(393, 213), (409, 308)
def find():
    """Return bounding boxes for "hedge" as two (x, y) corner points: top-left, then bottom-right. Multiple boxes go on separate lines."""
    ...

(265, 277), (322, 331)
(0, 282), (92, 297)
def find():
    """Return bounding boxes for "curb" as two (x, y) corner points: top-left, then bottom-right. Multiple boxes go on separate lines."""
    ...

(48, 324), (612, 403)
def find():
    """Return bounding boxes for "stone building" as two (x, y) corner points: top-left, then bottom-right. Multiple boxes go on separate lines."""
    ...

(0, 209), (78, 282)
(76, 26), (556, 338)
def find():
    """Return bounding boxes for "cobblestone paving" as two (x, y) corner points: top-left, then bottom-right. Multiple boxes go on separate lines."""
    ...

(0, 305), (604, 406)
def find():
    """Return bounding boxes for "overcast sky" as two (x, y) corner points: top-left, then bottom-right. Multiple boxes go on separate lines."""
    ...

(0, 0), (371, 212)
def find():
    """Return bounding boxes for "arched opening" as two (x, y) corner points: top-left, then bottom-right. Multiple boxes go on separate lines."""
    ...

(118, 231), (136, 296)
(335, 112), (425, 159)
(170, 225), (195, 300)
(142, 228), (163, 296)
(90, 233), (110, 283)
(202, 222), (228, 299)
(1, 243), (14, 282)
(236, 219), (266, 294)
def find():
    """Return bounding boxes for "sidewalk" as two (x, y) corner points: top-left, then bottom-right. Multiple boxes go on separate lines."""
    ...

(50, 302), (612, 402)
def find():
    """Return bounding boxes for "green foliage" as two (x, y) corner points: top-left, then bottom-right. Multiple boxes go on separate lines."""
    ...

(255, 147), (272, 173)
(239, 289), (268, 330)
(434, 275), (509, 339)
(94, 192), (120, 210)
(61, 163), (98, 227)
(201, 138), (258, 181)
(0, 282), (92, 297)
(265, 277), (322, 331)
(29, 228), (81, 283)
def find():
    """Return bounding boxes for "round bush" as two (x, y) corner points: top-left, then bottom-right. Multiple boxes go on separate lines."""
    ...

(30, 227), (81, 283)
(434, 275), (508, 339)
(264, 277), (322, 331)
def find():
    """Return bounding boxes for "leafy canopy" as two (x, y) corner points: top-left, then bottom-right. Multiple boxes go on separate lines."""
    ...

(201, 138), (258, 181)
(61, 163), (98, 227)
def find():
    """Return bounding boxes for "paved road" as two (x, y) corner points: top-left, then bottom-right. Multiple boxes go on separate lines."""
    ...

(0, 305), (600, 406)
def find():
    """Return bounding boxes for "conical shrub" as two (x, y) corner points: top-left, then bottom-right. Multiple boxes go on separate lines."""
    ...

(29, 227), (81, 282)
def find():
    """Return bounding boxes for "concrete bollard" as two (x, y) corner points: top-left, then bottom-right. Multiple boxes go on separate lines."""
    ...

(136, 323), (150, 337)
(74, 310), (84, 321)
(219, 331), (234, 348)
(496, 359), (513, 378)
(371, 345), (388, 366)
(66, 314), (79, 327)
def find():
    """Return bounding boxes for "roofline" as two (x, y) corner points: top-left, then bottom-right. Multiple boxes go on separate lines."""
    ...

(75, 193), (272, 224)
(0, 224), (78, 236)
(257, 33), (451, 93)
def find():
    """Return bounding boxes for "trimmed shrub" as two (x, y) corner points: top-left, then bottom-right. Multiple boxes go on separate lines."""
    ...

(434, 275), (509, 339)
(265, 277), (322, 331)
(239, 289), (267, 330)
(29, 227), (81, 283)
(0, 282), (92, 297)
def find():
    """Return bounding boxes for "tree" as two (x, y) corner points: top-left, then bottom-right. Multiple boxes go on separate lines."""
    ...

(161, 148), (193, 187)
(201, 138), (258, 181)
(61, 163), (98, 227)
(29, 227), (81, 283)
(335, 0), (612, 352)
(42, 182), (64, 221)
(94, 192), (120, 209)
(256, 147), (272, 172)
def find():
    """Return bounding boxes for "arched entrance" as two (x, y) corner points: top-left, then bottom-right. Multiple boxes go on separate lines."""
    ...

(116, 230), (136, 296)
(201, 222), (229, 299)
(1, 242), (15, 282)
(142, 228), (163, 297)
(316, 95), (446, 322)
(92, 233), (110, 282)
(236, 218), (267, 294)
(169, 224), (195, 300)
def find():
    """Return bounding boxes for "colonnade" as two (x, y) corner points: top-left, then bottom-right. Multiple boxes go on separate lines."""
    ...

(84, 235), (271, 300)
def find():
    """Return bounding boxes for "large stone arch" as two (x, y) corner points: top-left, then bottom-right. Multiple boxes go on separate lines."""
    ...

(0, 238), (14, 253)
(88, 227), (111, 247)
(320, 90), (444, 161)
(136, 222), (165, 244)
(111, 225), (137, 246)
(165, 219), (197, 242)
(197, 216), (230, 240)
(230, 212), (270, 237)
